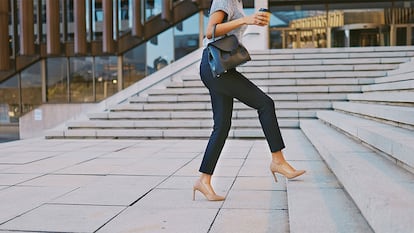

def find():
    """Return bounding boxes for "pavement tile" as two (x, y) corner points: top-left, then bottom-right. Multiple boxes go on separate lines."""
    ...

(209, 209), (289, 233)
(158, 176), (234, 194)
(55, 158), (136, 175)
(50, 175), (165, 206)
(0, 152), (58, 165)
(0, 204), (125, 233)
(238, 158), (272, 177)
(136, 188), (224, 209)
(0, 186), (74, 224)
(19, 174), (101, 188)
(0, 165), (14, 172)
(0, 173), (41, 186)
(223, 190), (288, 210)
(232, 176), (286, 191)
(110, 158), (190, 176)
(174, 158), (202, 176)
(97, 207), (217, 233)
(211, 164), (242, 177)
(3, 154), (101, 174)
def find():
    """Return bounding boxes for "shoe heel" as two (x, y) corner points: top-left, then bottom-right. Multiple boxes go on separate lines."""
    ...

(271, 171), (278, 183)
(192, 188), (196, 201)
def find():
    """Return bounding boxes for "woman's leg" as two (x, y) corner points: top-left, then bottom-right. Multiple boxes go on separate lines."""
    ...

(199, 89), (234, 174)
(207, 69), (304, 181)
(209, 69), (285, 153)
(194, 50), (234, 201)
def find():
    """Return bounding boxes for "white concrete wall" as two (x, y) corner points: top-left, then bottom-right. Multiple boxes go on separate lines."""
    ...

(243, 0), (269, 50)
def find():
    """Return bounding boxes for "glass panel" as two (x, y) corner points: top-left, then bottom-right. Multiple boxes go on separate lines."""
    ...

(86, 0), (92, 41)
(8, 0), (13, 57)
(92, 0), (103, 40)
(95, 56), (118, 101)
(396, 27), (408, 45)
(118, 0), (131, 36)
(0, 75), (19, 142)
(0, 75), (19, 123)
(329, 1), (393, 47)
(146, 0), (161, 20)
(66, 0), (75, 41)
(21, 62), (42, 115)
(40, 0), (47, 44)
(47, 57), (68, 102)
(269, 4), (327, 49)
(70, 57), (94, 102)
(147, 28), (174, 74)
(123, 44), (146, 89)
(174, 13), (200, 60)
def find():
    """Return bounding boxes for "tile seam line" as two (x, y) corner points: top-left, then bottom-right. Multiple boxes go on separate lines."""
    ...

(93, 151), (203, 232)
(206, 143), (255, 233)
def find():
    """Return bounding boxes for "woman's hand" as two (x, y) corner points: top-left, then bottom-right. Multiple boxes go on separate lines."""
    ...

(206, 10), (270, 39)
(244, 12), (269, 26)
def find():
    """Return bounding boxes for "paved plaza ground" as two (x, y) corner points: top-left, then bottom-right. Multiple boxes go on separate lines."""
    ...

(0, 129), (367, 233)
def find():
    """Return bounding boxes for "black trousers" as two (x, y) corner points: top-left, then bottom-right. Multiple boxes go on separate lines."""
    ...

(199, 49), (285, 175)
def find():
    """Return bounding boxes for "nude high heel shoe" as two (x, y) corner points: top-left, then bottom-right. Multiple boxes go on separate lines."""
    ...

(192, 179), (225, 201)
(270, 161), (306, 182)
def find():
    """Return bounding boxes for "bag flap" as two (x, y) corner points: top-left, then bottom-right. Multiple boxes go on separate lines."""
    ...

(209, 35), (240, 52)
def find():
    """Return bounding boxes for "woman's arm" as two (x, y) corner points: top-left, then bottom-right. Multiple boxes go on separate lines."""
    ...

(205, 10), (269, 39)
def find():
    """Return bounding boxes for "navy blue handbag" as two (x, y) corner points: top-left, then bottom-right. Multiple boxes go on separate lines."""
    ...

(207, 24), (251, 77)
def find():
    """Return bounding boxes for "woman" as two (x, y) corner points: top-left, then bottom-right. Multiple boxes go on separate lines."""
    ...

(193, 0), (306, 201)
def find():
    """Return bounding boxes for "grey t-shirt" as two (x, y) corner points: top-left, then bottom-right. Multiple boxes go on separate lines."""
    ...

(203, 0), (247, 47)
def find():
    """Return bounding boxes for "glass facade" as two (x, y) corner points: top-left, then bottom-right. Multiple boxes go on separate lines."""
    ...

(0, 75), (19, 124)
(269, 1), (414, 49)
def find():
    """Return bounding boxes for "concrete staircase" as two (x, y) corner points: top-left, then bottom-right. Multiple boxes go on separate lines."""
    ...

(300, 54), (414, 232)
(46, 46), (414, 140)
(40, 46), (414, 232)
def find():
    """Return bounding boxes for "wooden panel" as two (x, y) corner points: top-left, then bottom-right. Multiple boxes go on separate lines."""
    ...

(162, 0), (173, 22)
(46, 0), (61, 55)
(19, 0), (35, 55)
(74, 0), (87, 54)
(0, 0), (10, 70)
(132, 0), (143, 37)
(103, 0), (115, 53)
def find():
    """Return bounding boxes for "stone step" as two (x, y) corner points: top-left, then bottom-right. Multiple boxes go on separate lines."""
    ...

(316, 110), (414, 169)
(130, 93), (348, 103)
(286, 131), (373, 233)
(386, 60), (414, 76)
(67, 118), (294, 129)
(48, 120), (298, 139)
(110, 101), (333, 112)
(347, 91), (414, 105)
(252, 50), (414, 60)
(300, 119), (414, 233)
(376, 71), (414, 83)
(87, 109), (316, 120)
(145, 85), (362, 96)
(362, 79), (414, 92)
(333, 102), (414, 126)
(238, 64), (398, 73)
(246, 57), (409, 66)
(181, 70), (388, 81)
(169, 78), (374, 88)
